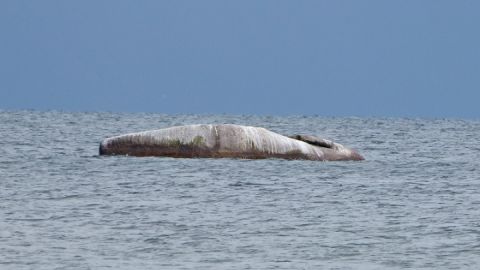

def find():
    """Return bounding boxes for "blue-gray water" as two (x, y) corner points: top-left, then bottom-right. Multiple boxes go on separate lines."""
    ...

(1, 111), (479, 269)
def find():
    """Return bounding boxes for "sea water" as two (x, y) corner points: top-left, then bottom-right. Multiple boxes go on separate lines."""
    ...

(1, 111), (479, 269)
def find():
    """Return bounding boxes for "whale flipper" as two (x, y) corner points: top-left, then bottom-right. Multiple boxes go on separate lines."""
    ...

(288, 134), (335, 149)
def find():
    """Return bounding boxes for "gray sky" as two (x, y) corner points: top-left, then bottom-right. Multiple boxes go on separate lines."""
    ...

(1, 1), (479, 117)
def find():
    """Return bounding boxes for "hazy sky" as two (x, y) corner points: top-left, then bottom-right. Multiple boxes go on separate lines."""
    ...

(1, 1), (479, 117)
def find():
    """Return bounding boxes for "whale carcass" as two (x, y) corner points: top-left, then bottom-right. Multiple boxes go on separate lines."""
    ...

(99, 124), (364, 161)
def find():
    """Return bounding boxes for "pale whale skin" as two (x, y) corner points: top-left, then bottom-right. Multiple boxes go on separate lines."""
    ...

(99, 124), (364, 161)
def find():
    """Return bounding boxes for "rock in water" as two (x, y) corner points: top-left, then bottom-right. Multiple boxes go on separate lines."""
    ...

(99, 124), (364, 161)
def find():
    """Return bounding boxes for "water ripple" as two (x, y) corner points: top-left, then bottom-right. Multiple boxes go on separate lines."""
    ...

(1, 111), (480, 269)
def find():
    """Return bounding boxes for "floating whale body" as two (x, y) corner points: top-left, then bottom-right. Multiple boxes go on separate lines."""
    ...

(99, 124), (364, 161)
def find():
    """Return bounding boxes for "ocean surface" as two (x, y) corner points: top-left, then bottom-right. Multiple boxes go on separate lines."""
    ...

(1, 110), (479, 269)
